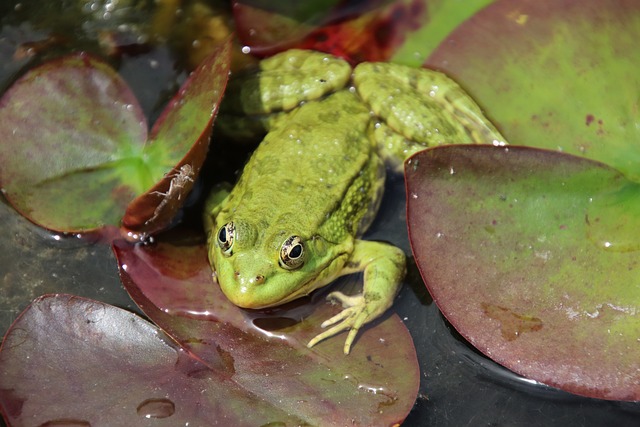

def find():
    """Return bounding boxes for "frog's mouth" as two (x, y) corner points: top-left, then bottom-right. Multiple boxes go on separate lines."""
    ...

(224, 274), (322, 309)
(217, 245), (348, 309)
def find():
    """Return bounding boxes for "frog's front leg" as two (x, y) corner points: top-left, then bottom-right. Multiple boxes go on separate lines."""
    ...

(307, 240), (406, 354)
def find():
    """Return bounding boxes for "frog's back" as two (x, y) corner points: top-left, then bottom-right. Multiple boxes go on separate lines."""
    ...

(229, 90), (382, 241)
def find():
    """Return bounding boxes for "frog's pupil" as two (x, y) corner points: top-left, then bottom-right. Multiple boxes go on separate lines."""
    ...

(218, 227), (227, 243)
(290, 244), (302, 258)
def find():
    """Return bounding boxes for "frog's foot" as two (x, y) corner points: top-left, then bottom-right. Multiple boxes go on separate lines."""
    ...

(307, 291), (372, 355)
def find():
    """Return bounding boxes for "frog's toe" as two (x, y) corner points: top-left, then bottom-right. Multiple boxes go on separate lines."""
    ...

(325, 291), (363, 309)
(306, 292), (370, 354)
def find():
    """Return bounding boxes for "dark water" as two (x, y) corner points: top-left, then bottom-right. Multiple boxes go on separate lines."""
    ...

(0, 2), (639, 426)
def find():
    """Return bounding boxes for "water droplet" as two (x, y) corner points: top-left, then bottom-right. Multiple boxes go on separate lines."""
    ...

(136, 398), (176, 419)
(241, 45), (251, 54)
(358, 383), (387, 395)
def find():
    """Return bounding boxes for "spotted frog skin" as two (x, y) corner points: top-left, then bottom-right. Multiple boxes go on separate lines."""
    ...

(204, 50), (505, 354)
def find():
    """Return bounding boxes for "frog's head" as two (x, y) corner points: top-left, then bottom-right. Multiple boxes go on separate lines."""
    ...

(207, 218), (344, 308)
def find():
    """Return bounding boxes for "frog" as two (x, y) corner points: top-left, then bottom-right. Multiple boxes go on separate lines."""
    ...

(204, 49), (505, 354)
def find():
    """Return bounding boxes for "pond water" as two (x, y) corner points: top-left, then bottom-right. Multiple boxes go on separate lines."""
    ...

(0, 1), (639, 426)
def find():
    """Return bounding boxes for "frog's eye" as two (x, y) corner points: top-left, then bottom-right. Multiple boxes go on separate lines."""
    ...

(216, 222), (235, 255)
(279, 235), (305, 270)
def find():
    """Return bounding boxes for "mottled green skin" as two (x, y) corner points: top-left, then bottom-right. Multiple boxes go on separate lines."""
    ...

(205, 50), (505, 353)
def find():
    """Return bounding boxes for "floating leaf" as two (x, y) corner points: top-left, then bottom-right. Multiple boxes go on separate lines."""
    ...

(0, 38), (231, 235)
(0, 294), (314, 425)
(425, 0), (640, 181)
(233, 0), (428, 62)
(122, 39), (231, 235)
(406, 145), (640, 401)
(391, 0), (495, 66)
(112, 233), (420, 425)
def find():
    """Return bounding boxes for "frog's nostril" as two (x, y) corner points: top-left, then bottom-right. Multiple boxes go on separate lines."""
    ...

(254, 275), (265, 285)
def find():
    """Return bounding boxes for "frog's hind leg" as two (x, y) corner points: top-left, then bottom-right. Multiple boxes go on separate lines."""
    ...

(355, 62), (507, 173)
(368, 121), (431, 173)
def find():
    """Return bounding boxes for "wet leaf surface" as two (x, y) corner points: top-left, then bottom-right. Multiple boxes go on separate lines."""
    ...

(406, 145), (640, 401)
(112, 232), (420, 425)
(0, 39), (231, 235)
(0, 294), (314, 426)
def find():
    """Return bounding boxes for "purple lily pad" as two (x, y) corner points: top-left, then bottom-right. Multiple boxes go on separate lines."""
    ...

(406, 145), (640, 401)
(112, 233), (420, 425)
(0, 38), (231, 235)
(0, 294), (315, 425)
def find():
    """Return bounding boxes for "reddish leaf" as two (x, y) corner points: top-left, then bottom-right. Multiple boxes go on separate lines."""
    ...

(122, 38), (232, 236)
(406, 145), (640, 401)
(112, 234), (420, 425)
(0, 294), (308, 426)
(233, 0), (428, 62)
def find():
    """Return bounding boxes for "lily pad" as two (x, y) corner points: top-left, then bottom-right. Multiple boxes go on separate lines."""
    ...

(391, 0), (495, 66)
(112, 233), (420, 425)
(425, 0), (640, 182)
(0, 38), (231, 235)
(0, 294), (315, 425)
(405, 145), (640, 401)
(233, 0), (429, 62)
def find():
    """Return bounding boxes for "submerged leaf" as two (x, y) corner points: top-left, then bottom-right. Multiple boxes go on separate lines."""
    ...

(112, 234), (420, 425)
(406, 145), (640, 401)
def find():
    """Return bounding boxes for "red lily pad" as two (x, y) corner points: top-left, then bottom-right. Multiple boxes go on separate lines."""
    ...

(112, 234), (420, 425)
(0, 38), (231, 235)
(0, 294), (315, 425)
(405, 145), (640, 401)
(425, 0), (640, 182)
(233, 0), (428, 62)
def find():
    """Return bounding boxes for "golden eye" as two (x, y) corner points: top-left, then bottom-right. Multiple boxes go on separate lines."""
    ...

(279, 235), (305, 270)
(216, 222), (235, 255)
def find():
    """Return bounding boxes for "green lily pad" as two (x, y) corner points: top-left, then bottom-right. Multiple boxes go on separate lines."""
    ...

(112, 233), (420, 425)
(391, 0), (495, 66)
(406, 145), (640, 401)
(0, 38), (231, 235)
(425, 0), (640, 182)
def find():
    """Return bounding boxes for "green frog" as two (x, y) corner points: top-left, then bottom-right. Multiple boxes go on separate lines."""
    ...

(204, 50), (505, 354)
